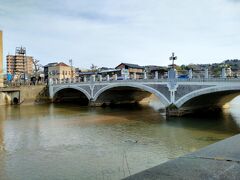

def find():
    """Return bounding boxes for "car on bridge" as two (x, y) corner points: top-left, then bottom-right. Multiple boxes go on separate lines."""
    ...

(178, 75), (189, 79)
(109, 76), (128, 81)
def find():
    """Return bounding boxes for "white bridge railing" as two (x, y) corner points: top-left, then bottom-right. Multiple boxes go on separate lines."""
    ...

(49, 77), (240, 85)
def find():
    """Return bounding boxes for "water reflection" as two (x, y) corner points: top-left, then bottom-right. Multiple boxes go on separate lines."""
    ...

(0, 103), (239, 179)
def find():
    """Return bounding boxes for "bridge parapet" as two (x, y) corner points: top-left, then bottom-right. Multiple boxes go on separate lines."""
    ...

(50, 77), (240, 86)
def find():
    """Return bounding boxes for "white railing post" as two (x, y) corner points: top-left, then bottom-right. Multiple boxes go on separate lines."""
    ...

(154, 71), (158, 80)
(99, 75), (102, 82)
(91, 75), (96, 82)
(188, 69), (193, 79)
(205, 68), (209, 79)
(49, 78), (53, 85)
(221, 68), (226, 79)
(133, 72), (137, 80)
(144, 71), (147, 79)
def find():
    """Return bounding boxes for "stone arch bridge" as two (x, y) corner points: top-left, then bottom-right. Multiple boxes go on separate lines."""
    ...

(49, 79), (240, 115)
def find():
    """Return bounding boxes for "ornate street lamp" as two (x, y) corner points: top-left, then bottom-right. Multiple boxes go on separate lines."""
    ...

(169, 52), (177, 68)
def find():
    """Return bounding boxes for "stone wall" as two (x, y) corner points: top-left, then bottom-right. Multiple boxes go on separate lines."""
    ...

(0, 92), (11, 105)
(19, 85), (50, 104)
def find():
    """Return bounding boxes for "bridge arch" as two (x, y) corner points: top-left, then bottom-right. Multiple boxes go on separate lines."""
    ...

(175, 85), (240, 109)
(53, 86), (91, 104)
(93, 83), (170, 107)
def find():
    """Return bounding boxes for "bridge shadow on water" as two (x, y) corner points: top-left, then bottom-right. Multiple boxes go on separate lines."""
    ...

(165, 109), (240, 136)
(51, 101), (240, 132)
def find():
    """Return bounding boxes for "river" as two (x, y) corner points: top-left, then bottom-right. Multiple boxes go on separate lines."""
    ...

(0, 98), (240, 180)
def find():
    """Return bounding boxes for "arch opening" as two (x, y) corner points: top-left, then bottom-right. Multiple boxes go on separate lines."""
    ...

(176, 90), (240, 116)
(94, 86), (166, 110)
(53, 88), (89, 105)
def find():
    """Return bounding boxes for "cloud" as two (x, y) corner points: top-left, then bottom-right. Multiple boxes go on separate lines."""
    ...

(0, 0), (240, 69)
(228, 0), (240, 2)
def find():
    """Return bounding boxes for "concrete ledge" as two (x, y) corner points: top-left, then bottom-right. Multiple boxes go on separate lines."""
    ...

(124, 134), (240, 180)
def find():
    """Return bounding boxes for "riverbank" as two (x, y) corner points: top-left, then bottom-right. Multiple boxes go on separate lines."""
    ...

(124, 133), (240, 180)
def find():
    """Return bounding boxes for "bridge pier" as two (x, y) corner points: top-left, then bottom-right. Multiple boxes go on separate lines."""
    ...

(166, 106), (223, 117)
(166, 107), (193, 117)
(88, 99), (95, 107)
(88, 99), (104, 107)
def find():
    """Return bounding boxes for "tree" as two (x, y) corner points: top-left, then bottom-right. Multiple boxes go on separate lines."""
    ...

(32, 59), (43, 76)
(90, 64), (97, 71)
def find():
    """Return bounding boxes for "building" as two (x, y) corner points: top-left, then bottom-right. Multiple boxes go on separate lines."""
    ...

(98, 68), (122, 80)
(115, 63), (144, 79)
(6, 47), (33, 79)
(44, 62), (58, 81)
(78, 71), (96, 81)
(144, 65), (168, 79)
(47, 62), (75, 81)
(0, 31), (3, 87)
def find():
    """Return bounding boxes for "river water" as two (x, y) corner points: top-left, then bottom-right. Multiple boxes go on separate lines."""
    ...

(0, 98), (240, 180)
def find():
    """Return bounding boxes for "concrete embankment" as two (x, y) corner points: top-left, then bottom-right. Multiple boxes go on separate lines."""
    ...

(0, 92), (11, 105)
(19, 85), (50, 104)
(0, 85), (50, 105)
(124, 134), (240, 180)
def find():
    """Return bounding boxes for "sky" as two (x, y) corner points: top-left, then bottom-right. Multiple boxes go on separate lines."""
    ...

(0, 0), (240, 70)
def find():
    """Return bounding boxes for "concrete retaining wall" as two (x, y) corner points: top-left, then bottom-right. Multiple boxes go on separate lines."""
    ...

(0, 85), (50, 105)
(0, 92), (11, 105)
(19, 85), (50, 104)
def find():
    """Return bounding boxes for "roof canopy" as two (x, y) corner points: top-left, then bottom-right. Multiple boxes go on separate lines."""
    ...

(116, 63), (144, 69)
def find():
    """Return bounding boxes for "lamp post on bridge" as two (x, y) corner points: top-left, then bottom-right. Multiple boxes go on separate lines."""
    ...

(168, 52), (177, 79)
(168, 52), (178, 104)
(169, 52), (177, 68)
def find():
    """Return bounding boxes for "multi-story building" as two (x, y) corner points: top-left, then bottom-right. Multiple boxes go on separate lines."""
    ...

(6, 47), (33, 78)
(47, 62), (75, 81)
(0, 31), (3, 87)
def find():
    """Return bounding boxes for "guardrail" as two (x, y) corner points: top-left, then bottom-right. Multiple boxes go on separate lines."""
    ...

(49, 77), (240, 85)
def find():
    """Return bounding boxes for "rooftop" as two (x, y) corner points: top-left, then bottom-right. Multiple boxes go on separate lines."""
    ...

(116, 63), (144, 69)
(44, 62), (69, 67)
